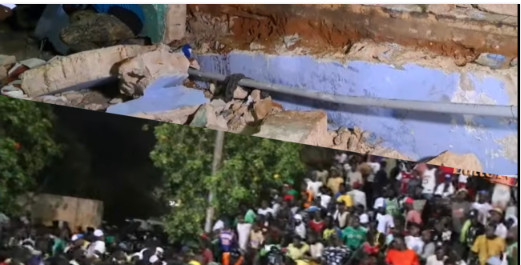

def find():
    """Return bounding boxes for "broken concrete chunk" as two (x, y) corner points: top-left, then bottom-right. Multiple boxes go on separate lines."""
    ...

(132, 105), (200, 125)
(85, 103), (105, 111)
(233, 86), (249, 99)
(346, 134), (359, 151)
(109, 98), (123, 104)
(190, 104), (228, 131)
(474, 53), (508, 69)
(62, 91), (84, 104)
(0, 55), (16, 79)
(20, 58), (46, 69)
(21, 45), (154, 97)
(250, 89), (262, 102)
(118, 44), (190, 97)
(253, 98), (275, 120)
(510, 58), (518, 67)
(475, 4), (518, 17)
(283, 34), (300, 49)
(249, 42), (265, 50)
(254, 110), (331, 147)
(1, 85), (27, 99)
(427, 151), (483, 172)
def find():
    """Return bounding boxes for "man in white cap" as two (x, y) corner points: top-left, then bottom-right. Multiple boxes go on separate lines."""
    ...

(86, 229), (106, 259)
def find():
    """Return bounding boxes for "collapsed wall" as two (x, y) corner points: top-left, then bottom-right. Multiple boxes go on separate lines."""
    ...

(178, 4), (518, 175)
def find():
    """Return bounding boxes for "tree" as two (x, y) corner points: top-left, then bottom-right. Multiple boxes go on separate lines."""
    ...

(0, 97), (61, 213)
(150, 124), (305, 242)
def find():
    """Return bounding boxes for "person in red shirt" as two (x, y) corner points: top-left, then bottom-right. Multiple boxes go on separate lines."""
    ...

(385, 236), (420, 265)
(308, 211), (326, 234)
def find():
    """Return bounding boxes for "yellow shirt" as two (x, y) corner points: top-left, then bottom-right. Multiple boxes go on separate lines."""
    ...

(323, 228), (336, 240)
(337, 194), (353, 208)
(471, 235), (505, 265)
(287, 243), (310, 261)
(189, 260), (201, 265)
(327, 177), (344, 194)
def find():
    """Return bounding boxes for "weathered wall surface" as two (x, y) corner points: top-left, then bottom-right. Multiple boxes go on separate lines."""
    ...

(186, 4), (518, 60)
(18, 193), (104, 230)
(197, 50), (518, 175)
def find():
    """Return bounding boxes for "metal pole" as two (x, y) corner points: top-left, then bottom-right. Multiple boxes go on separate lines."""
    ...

(188, 68), (518, 119)
(204, 130), (226, 234)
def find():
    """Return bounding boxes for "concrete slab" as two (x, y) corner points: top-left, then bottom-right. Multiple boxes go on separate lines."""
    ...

(106, 75), (207, 116)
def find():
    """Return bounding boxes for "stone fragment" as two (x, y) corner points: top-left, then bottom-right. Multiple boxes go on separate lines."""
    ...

(20, 58), (46, 69)
(109, 98), (123, 104)
(474, 53), (508, 69)
(209, 98), (226, 112)
(254, 110), (331, 147)
(231, 102), (242, 111)
(249, 42), (265, 50)
(190, 104), (228, 131)
(85, 103), (105, 111)
(427, 151), (483, 172)
(21, 45), (154, 97)
(253, 99), (275, 120)
(250, 89), (262, 102)
(243, 110), (255, 123)
(346, 134), (359, 151)
(63, 92), (84, 103)
(475, 4), (518, 17)
(118, 44), (190, 97)
(510, 58), (517, 67)
(426, 4), (455, 15)
(0, 55), (16, 80)
(132, 105), (200, 124)
(233, 86), (249, 99)
(283, 34), (300, 49)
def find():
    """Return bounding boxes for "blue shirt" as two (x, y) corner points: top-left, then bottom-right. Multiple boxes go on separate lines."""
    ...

(91, 4), (145, 23)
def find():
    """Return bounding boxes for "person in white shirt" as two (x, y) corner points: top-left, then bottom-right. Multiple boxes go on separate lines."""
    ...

(317, 187), (332, 210)
(421, 167), (437, 199)
(405, 223), (424, 254)
(472, 190), (493, 225)
(426, 247), (447, 265)
(258, 201), (274, 218)
(375, 202), (394, 234)
(306, 175), (323, 197)
(236, 217), (252, 251)
(434, 174), (455, 198)
(86, 229), (106, 259)
(294, 214), (306, 240)
(348, 183), (366, 210)
(491, 183), (511, 209)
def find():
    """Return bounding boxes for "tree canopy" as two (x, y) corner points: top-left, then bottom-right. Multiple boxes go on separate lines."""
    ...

(150, 124), (306, 242)
(0, 97), (61, 213)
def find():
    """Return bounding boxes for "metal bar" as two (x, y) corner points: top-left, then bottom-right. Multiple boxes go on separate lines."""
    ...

(188, 68), (518, 119)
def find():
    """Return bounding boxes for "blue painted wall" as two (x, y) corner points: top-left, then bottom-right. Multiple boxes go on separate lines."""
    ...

(197, 52), (518, 175)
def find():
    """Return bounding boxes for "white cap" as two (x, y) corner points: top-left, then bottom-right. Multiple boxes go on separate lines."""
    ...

(149, 255), (159, 264)
(294, 214), (302, 220)
(93, 229), (104, 237)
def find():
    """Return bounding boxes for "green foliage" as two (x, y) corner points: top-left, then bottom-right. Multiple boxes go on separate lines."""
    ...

(150, 124), (305, 242)
(0, 97), (61, 213)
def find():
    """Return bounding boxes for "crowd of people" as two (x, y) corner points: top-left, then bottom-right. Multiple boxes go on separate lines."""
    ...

(0, 153), (518, 265)
(205, 154), (518, 265)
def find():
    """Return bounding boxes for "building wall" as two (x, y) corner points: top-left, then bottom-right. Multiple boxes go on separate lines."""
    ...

(19, 193), (104, 230)
(197, 52), (518, 175)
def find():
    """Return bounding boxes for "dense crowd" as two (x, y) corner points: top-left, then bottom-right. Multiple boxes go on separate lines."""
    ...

(0, 153), (518, 265)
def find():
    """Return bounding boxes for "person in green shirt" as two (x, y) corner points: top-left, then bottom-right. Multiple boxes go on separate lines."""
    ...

(342, 215), (366, 251)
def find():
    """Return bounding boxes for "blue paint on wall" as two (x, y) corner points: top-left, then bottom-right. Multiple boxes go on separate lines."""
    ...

(106, 74), (207, 115)
(197, 52), (517, 174)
